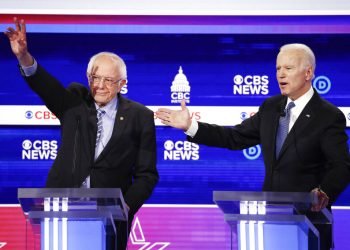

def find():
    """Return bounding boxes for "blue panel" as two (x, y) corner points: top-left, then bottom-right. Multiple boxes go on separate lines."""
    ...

(1, 125), (350, 205)
(41, 220), (105, 250)
(1, 34), (350, 106)
(263, 224), (308, 250)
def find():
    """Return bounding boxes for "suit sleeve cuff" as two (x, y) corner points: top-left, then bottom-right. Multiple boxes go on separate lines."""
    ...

(19, 58), (38, 77)
(184, 118), (198, 138)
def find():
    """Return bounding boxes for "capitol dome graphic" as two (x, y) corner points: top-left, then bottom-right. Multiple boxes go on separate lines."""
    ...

(171, 66), (191, 93)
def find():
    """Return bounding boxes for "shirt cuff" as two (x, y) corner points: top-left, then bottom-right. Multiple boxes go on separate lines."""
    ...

(20, 59), (38, 77)
(184, 118), (199, 138)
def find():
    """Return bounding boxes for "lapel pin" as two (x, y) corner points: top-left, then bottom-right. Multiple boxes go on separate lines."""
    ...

(120, 117), (124, 121)
(306, 114), (311, 118)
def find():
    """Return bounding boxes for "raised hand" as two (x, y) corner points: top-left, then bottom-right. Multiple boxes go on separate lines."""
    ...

(156, 99), (192, 131)
(4, 17), (33, 66)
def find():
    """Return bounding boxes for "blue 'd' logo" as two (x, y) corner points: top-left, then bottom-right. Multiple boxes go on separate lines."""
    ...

(243, 145), (261, 160)
(313, 76), (331, 94)
(25, 111), (33, 119)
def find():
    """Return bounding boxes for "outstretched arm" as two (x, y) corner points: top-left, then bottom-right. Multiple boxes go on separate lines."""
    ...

(156, 99), (192, 131)
(4, 17), (33, 67)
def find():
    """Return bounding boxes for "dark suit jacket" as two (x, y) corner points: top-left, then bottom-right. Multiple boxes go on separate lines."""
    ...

(24, 64), (159, 215)
(189, 91), (350, 204)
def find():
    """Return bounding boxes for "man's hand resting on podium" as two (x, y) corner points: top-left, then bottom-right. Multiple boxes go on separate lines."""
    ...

(311, 187), (329, 212)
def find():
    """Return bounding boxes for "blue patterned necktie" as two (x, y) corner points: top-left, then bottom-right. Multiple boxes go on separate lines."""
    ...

(96, 109), (106, 147)
(275, 102), (295, 157)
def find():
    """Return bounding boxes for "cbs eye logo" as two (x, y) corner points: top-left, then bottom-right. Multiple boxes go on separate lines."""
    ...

(25, 111), (33, 119)
(163, 140), (199, 160)
(240, 112), (248, 120)
(233, 74), (269, 95)
(233, 75), (244, 84)
(164, 140), (174, 151)
(22, 140), (32, 150)
(22, 139), (58, 160)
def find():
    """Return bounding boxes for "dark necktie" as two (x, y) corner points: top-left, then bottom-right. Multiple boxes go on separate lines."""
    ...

(96, 109), (106, 147)
(276, 102), (295, 157)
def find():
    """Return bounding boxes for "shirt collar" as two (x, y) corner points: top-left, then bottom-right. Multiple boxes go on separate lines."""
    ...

(94, 96), (118, 116)
(286, 86), (314, 115)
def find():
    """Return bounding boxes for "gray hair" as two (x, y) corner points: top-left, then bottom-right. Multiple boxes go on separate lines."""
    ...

(86, 52), (127, 79)
(279, 43), (316, 78)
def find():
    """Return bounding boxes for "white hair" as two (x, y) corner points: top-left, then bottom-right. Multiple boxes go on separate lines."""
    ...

(86, 52), (127, 79)
(279, 43), (316, 78)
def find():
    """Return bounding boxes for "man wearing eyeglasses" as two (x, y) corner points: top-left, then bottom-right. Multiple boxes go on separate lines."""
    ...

(5, 18), (159, 250)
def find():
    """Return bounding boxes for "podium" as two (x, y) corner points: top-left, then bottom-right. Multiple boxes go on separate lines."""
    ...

(213, 191), (332, 250)
(18, 188), (128, 250)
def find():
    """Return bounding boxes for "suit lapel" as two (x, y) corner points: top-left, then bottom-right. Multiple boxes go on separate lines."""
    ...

(277, 92), (319, 159)
(95, 95), (130, 161)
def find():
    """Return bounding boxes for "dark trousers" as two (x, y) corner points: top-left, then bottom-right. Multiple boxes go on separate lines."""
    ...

(307, 211), (333, 250)
(106, 216), (133, 250)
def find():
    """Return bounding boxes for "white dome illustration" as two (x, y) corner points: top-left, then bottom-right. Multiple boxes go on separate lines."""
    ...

(171, 66), (191, 92)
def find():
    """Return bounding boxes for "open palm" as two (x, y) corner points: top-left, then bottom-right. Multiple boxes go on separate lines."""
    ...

(156, 99), (192, 130)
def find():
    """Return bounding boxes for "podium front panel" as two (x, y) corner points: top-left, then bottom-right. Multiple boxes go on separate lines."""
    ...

(18, 188), (128, 250)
